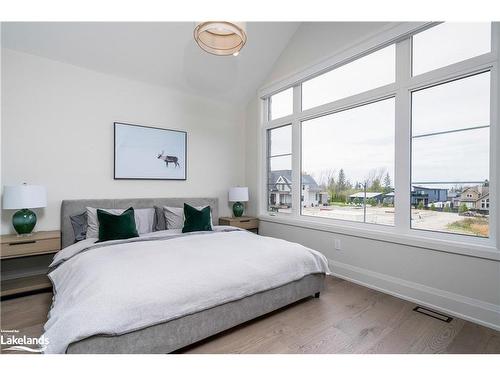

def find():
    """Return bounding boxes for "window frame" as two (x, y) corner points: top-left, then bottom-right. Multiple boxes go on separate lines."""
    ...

(259, 22), (499, 259)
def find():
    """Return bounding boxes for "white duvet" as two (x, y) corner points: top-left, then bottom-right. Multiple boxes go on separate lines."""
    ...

(43, 227), (330, 353)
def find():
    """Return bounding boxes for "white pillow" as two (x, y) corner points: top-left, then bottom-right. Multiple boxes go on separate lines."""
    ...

(86, 207), (155, 239)
(163, 205), (211, 230)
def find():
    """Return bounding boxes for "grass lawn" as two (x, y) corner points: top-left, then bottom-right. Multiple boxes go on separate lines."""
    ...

(447, 217), (489, 237)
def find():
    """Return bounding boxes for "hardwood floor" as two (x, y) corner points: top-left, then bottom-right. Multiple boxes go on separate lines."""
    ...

(1, 276), (499, 354)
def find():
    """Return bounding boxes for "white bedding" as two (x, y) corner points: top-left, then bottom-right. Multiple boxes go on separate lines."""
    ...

(43, 227), (330, 353)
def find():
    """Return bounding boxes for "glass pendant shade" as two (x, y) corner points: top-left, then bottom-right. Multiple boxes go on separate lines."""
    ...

(194, 22), (247, 56)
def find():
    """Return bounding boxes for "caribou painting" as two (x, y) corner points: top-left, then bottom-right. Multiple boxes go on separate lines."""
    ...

(157, 150), (180, 168)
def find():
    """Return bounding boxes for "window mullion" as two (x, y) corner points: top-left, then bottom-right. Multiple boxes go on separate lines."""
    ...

(490, 23), (499, 248)
(291, 85), (302, 218)
(394, 38), (412, 234)
(260, 98), (270, 215)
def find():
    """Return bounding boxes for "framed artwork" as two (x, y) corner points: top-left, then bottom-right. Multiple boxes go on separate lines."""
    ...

(114, 122), (187, 180)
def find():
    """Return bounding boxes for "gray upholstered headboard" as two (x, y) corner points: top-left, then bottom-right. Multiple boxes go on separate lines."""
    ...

(61, 197), (219, 249)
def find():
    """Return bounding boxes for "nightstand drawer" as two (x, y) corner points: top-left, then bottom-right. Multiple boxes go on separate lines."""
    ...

(1, 238), (60, 259)
(219, 217), (259, 231)
(232, 218), (259, 230)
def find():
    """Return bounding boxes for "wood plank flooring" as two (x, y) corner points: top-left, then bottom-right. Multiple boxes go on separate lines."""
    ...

(1, 276), (499, 354)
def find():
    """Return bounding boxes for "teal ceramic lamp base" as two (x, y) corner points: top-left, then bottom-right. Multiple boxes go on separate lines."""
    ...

(12, 208), (37, 235)
(232, 202), (244, 217)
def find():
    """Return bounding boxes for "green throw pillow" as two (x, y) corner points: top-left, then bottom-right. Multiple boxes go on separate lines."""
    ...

(182, 204), (213, 233)
(96, 207), (139, 242)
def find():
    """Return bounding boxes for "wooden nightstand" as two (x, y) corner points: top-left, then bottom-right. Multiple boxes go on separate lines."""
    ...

(219, 216), (259, 234)
(1, 230), (60, 298)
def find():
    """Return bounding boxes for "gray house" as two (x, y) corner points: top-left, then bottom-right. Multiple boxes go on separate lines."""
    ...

(411, 186), (448, 207)
(348, 192), (385, 204)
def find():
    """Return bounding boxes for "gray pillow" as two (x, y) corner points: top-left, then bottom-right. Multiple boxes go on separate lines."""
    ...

(154, 206), (166, 231)
(70, 212), (87, 242)
(162, 205), (211, 230)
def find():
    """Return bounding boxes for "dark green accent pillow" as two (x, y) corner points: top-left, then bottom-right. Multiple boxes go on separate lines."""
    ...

(96, 207), (139, 242)
(182, 204), (213, 233)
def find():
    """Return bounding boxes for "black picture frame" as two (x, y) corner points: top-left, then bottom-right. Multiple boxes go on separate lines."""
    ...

(113, 122), (187, 180)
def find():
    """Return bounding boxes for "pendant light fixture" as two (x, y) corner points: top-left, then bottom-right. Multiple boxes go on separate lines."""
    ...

(194, 22), (247, 56)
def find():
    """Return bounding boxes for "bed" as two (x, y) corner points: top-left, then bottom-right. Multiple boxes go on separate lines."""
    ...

(43, 197), (329, 354)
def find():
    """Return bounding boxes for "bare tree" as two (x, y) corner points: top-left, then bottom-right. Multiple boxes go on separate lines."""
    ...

(364, 167), (387, 191)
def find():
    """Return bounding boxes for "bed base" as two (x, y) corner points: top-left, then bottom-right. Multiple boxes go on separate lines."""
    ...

(66, 274), (325, 354)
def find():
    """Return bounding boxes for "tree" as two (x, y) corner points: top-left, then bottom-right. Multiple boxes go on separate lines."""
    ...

(417, 201), (424, 210)
(459, 203), (468, 214)
(383, 172), (391, 193)
(443, 205), (451, 212)
(337, 169), (347, 192)
(315, 169), (337, 204)
(365, 167), (385, 192)
(430, 203), (436, 211)
(370, 178), (382, 193)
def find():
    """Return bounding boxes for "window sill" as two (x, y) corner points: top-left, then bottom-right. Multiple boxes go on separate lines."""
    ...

(258, 214), (500, 261)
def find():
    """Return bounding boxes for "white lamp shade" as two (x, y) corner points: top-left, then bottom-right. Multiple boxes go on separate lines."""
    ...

(2, 185), (47, 209)
(228, 187), (249, 202)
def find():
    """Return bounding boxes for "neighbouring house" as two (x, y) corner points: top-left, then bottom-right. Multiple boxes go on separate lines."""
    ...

(459, 186), (489, 212)
(411, 186), (448, 207)
(447, 191), (461, 209)
(268, 170), (328, 209)
(348, 192), (385, 204)
(383, 191), (395, 205)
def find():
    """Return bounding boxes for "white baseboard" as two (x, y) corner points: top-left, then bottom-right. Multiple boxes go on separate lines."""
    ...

(328, 259), (500, 331)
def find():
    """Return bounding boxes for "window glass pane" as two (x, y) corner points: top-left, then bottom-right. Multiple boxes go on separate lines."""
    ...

(302, 44), (395, 110)
(301, 98), (395, 225)
(411, 183), (489, 237)
(412, 127), (489, 183)
(270, 155), (291, 171)
(412, 73), (490, 136)
(269, 125), (292, 156)
(269, 88), (293, 120)
(267, 125), (292, 213)
(411, 74), (490, 237)
(413, 22), (491, 76)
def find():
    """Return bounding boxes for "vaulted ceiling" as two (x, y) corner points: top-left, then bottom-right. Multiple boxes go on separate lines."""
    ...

(1, 22), (300, 106)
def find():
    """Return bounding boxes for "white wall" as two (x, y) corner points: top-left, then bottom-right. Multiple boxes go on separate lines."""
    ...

(245, 23), (500, 329)
(1, 49), (245, 234)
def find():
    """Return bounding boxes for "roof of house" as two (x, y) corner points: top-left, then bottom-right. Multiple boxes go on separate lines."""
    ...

(269, 170), (320, 189)
(349, 192), (383, 198)
(412, 186), (448, 191)
(460, 185), (489, 202)
(461, 185), (489, 195)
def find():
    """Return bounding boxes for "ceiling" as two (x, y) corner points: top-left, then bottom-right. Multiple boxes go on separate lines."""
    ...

(1, 22), (300, 106)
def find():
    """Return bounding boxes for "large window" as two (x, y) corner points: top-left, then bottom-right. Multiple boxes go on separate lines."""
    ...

(302, 44), (395, 110)
(302, 98), (395, 225)
(412, 23), (491, 76)
(262, 22), (496, 245)
(411, 72), (490, 237)
(269, 88), (293, 120)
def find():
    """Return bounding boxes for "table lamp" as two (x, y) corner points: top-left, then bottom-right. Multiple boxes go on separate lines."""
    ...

(2, 183), (47, 235)
(228, 187), (249, 217)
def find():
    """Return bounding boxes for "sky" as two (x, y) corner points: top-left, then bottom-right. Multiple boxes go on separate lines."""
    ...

(269, 23), (491, 189)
